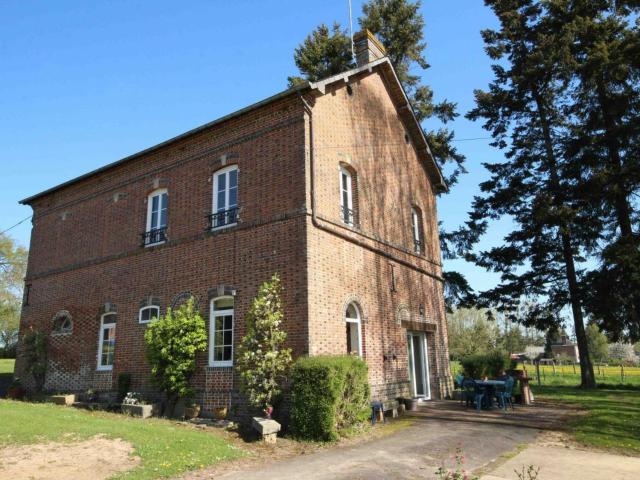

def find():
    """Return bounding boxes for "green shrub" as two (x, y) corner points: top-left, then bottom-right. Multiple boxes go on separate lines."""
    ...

(22, 328), (48, 392)
(460, 349), (509, 379)
(117, 373), (132, 402)
(144, 298), (208, 413)
(290, 355), (370, 441)
(460, 354), (487, 379)
(236, 274), (292, 414)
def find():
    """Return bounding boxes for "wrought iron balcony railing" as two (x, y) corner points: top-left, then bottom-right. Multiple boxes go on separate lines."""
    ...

(141, 227), (167, 247)
(414, 239), (423, 254)
(341, 205), (355, 226)
(208, 207), (239, 230)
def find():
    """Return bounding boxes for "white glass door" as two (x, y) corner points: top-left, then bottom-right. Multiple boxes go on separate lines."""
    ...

(407, 332), (431, 399)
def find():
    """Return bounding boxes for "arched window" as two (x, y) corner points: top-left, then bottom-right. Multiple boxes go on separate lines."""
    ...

(211, 165), (239, 229)
(97, 313), (117, 371)
(345, 302), (362, 356)
(209, 296), (234, 367)
(339, 166), (356, 226)
(143, 188), (168, 246)
(411, 206), (424, 254)
(52, 310), (73, 335)
(139, 305), (160, 324)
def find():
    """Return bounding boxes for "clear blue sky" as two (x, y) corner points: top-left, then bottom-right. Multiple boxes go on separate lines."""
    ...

(0, 0), (508, 292)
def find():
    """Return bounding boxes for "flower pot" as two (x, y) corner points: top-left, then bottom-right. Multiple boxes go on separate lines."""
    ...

(405, 398), (418, 411)
(7, 386), (25, 400)
(213, 406), (228, 420)
(184, 404), (201, 420)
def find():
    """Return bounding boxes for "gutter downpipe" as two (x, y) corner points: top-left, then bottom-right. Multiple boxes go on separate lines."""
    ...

(298, 92), (444, 284)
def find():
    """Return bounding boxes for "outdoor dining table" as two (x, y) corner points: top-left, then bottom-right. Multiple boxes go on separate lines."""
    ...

(474, 379), (506, 409)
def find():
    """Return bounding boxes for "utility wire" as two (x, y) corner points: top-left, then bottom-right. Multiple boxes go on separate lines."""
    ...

(0, 215), (32, 236)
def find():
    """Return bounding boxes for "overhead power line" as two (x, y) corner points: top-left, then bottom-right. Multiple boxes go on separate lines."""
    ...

(0, 215), (32, 236)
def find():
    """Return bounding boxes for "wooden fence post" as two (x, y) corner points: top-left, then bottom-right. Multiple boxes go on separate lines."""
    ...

(536, 362), (541, 386)
(621, 365), (625, 382)
(573, 363), (576, 374)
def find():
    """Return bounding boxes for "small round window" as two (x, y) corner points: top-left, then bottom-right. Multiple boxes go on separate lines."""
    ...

(52, 310), (73, 335)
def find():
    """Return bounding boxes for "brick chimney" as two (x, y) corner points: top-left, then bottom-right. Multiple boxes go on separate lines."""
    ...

(353, 30), (386, 67)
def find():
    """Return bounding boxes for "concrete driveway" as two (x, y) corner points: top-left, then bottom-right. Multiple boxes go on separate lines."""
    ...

(183, 401), (569, 480)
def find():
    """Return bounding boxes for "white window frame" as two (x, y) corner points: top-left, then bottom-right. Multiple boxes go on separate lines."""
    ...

(411, 207), (423, 254)
(345, 302), (362, 357)
(339, 166), (354, 226)
(138, 305), (160, 324)
(212, 165), (239, 230)
(209, 296), (234, 367)
(97, 313), (116, 371)
(145, 188), (168, 246)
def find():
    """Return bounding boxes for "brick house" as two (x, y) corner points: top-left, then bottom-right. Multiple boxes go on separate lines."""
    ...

(16, 31), (452, 415)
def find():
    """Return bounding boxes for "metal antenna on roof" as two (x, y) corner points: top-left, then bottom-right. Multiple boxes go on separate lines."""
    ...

(348, 0), (356, 63)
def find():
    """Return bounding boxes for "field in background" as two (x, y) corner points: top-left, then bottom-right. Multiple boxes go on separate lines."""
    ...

(450, 359), (640, 387)
(0, 359), (15, 375)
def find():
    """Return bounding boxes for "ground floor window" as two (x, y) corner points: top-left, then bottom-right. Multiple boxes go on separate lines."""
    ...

(139, 305), (160, 323)
(97, 313), (116, 370)
(209, 296), (234, 367)
(345, 302), (362, 356)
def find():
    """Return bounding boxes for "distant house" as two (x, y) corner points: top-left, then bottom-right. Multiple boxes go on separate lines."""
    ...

(551, 335), (580, 362)
(16, 30), (452, 417)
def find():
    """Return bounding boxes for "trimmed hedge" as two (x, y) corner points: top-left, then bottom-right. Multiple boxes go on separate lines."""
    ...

(460, 349), (509, 379)
(290, 355), (370, 441)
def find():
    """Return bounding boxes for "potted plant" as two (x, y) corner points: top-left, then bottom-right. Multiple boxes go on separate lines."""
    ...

(213, 405), (228, 420)
(184, 398), (201, 420)
(6, 377), (25, 400)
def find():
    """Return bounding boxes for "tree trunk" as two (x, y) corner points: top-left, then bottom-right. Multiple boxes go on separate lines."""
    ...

(533, 86), (596, 388)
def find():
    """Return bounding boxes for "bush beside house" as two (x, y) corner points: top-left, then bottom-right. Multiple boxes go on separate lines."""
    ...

(290, 355), (370, 441)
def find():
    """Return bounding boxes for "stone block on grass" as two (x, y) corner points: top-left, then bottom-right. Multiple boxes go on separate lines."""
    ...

(252, 417), (281, 443)
(46, 394), (76, 406)
(121, 403), (159, 419)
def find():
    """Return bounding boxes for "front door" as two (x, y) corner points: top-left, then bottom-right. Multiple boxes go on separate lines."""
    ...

(407, 332), (431, 399)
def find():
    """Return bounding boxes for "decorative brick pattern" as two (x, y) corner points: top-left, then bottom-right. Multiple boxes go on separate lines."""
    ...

(17, 64), (451, 420)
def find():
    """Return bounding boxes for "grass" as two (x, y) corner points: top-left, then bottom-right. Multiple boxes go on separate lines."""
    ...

(0, 400), (244, 479)
(0, 358), (15, 374)
(533, 384), (640, 455)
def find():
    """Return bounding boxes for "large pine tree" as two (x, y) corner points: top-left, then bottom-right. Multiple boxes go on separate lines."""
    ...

(465, 0), (598, 387)
(549, 0), (640, 340)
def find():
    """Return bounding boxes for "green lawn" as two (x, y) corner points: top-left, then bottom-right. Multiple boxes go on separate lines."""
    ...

(0, 358), (15, 374)
(0, 400), (243, 479)
(533, 385), (640, 455)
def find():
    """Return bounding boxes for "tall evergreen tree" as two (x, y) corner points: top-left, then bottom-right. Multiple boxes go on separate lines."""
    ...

(464, 0), (598, 387)
(548, 0), (640, 340)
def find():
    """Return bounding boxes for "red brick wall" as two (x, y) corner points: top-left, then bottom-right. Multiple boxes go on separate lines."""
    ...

(304, 70), (451, 401)
(17, 96), (311, 414)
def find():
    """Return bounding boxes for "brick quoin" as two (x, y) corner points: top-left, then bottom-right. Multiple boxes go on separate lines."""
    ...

(17, 39), (453, 418)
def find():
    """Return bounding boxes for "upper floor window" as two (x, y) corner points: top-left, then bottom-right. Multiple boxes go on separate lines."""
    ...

(139, 305), (160, 324)
(142, 189), (168, 246)
(340, 166), (355, 226)
(411, 207), (424, 254)
(209, 296), (234, 367)
(210, 166), (238, 230)
(97, 313), (117, 370)
(345, 302), (362, 356)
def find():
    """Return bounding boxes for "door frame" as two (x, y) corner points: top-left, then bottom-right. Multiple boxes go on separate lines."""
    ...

(407, 331), (431, 400)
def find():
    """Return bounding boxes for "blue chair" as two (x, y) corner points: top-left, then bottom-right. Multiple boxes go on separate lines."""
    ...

(463, 379), (485, 411)
(496, 376), (515, 410)
(454, 374), (465, 404)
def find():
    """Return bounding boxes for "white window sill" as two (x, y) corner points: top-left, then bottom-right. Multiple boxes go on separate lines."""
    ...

(208, 362), (233, 368)
(144, 241), (166, 248)
(210, 223), (237, 232)
(96, 365), (113, 372)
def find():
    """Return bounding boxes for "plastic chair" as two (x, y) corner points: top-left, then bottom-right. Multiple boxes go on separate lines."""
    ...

(454, 374), (465, 404)
(463, 379), (485, 411)
(496, 376), (515, 410)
